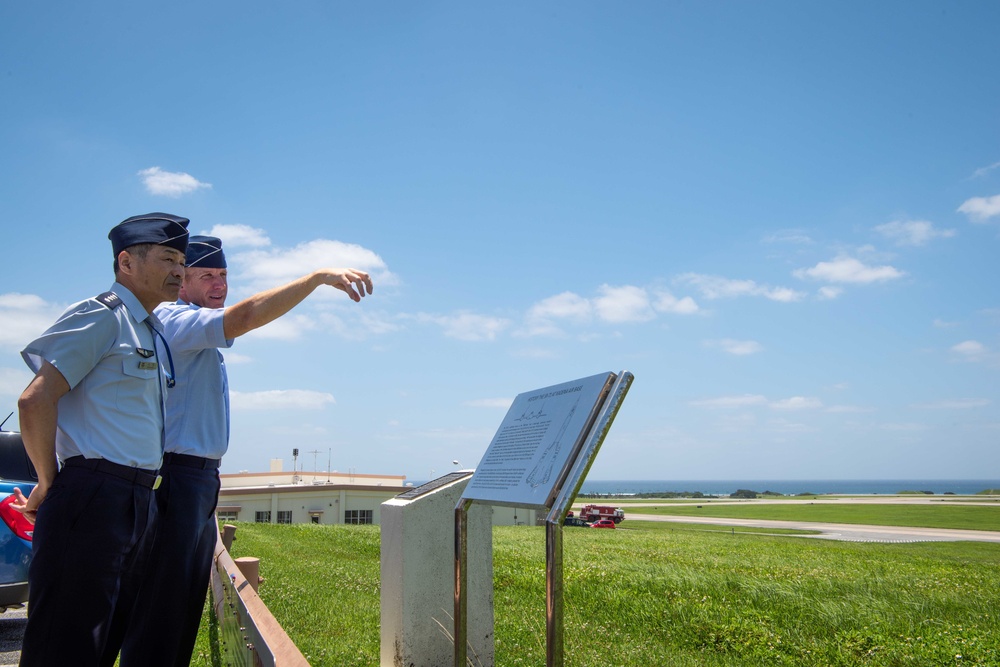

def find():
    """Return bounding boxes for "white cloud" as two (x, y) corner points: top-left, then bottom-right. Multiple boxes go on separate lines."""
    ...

(234, 239), (394, 291)
(420, 312), (510, 341)
(689, 394), (768, 408)
(463, 398), (513, 409)
(874, 220), (956, 246)
(0, 293), (68, 350)
(521, 284), (698, 338)
(763, 230), (814, 245)
(912, 398), (991, 410)
(770, 396), (823, 410)
(972, 161), (1000, 179)
(653, 290), (699, 314)
(592, 284), (655, 323)
(793, 256), (904, 284)
(951, 340), (1000, 368)
(949, 340), (998, 367)
(230, 389), (334, 410)
(764, 418), (816, 433)
(510, 347), (559, 359)
(527, 292), (592, 322)
(958, 194), (1000, 222)
(817, 286), (843, 300)
(208, 224), (271, 248)
(312, 311), (399, 342)
(220, 352), (254, 364)
(880, 422), (928, 432)
(0, 367), (34, 400)
(691, 394), (823, 410)
(826, 405), (874, 413)
(952, 340), (986, 356)
(355, 312), (402, 336)
(675, 273), (806, 302)
(242, 313), (317, 341)
(933, 318), (959, 328)
(138, 167), (211, 197)
(710, 339), (763, 356)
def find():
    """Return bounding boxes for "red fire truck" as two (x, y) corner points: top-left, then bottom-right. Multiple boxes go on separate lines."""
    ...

(579, 504), (625, 524)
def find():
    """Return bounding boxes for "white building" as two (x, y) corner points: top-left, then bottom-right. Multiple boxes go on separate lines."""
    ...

(216, 467), (538, 527)
(217, 469), (408, 526)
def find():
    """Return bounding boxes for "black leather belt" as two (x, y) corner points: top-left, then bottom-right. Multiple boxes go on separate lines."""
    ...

(163, 453), (221, 470)
(62, 456), (162, 490)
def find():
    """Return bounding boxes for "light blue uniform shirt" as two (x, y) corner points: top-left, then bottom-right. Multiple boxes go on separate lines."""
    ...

(21, 283), (167, 469)
(154, 300), (234, 459)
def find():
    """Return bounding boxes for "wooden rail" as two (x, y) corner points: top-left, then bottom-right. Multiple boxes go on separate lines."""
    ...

(209, 525), (310, 666)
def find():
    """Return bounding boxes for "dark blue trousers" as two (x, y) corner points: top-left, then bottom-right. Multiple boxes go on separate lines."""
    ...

(119, 461), (220, 667)
(19, 465), (157, 667)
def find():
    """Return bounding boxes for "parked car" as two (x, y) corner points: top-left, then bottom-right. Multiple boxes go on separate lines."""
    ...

(563, 515), (590, 527)
(0, 418), (38, 611)
(590, 519), (616, 529)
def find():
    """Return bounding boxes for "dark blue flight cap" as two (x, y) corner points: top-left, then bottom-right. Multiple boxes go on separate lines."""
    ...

(108, 212), (190, 256)
(186, 235), (227, 269)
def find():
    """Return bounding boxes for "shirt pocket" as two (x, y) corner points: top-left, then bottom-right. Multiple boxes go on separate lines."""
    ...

(116, 355), (160, 411)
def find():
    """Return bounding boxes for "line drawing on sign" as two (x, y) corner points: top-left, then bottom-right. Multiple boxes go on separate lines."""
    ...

(524, 398), (579, 488)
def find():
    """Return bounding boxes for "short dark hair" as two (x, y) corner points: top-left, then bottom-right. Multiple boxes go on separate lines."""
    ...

(113, 243), (154, 275)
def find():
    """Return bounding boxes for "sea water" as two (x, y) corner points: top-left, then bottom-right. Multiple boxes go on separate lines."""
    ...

(576, 479), (1000, 496)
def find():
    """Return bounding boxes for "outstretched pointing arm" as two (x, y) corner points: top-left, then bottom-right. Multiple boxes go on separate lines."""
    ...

(223, 268), (372, 339)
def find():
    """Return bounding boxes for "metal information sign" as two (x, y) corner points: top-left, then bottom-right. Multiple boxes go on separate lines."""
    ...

(454, 370), (634, 667)
(461, 372), (617, 508)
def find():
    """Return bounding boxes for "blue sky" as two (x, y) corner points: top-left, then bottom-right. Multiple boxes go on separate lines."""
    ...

(2, 2), (998, 482)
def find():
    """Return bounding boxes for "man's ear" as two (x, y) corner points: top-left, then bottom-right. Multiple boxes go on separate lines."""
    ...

(117, 250), (134, 275)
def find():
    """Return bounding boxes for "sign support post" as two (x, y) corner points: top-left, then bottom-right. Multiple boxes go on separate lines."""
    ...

(454, 370), (634, 667)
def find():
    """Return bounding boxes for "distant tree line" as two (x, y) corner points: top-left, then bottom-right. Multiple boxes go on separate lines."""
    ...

(579, 491), (720, 499)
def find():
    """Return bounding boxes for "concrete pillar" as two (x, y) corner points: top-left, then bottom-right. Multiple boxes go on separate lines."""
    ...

(380, 474), (494, 667)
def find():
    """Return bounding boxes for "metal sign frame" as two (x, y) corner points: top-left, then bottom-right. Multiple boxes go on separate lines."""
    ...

(454, 370), (634, 667)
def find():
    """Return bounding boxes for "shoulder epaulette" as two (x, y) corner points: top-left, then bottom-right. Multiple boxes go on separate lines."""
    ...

(96, 291), (123, 310)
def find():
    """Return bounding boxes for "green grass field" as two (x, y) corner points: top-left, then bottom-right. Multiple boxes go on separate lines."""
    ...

(629, 502), (1000, 532)
(192, 507), (1000, 666)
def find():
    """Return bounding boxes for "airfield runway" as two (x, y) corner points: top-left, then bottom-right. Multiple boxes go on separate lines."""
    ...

(629, 511), (1000, 543)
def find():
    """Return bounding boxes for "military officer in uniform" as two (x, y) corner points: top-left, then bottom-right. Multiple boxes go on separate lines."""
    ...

(120, 235), (372, 666)
(14, 213), (188, 666)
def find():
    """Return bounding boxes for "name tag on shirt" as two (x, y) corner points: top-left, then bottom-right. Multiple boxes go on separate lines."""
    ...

(138, 361), (158, 371)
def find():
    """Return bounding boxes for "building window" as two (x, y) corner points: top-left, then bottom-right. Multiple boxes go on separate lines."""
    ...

(344, 510), (373, 525)
(255, 511), (271, 524)
(217, 510), (239, 522)
(276, 510), (293, 524)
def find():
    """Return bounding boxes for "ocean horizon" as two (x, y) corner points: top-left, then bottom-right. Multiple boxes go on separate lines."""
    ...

(576, 479), (1000, 496)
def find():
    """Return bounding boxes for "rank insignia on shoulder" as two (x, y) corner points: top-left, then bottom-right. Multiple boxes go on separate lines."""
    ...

(138, 361), (158, 371)
(96, 291), (123, 310)
(136, 348), (155, 358)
